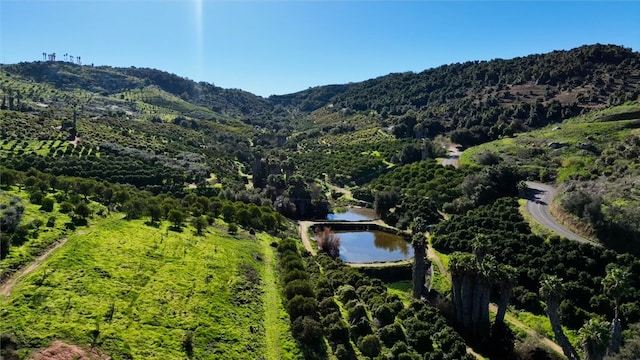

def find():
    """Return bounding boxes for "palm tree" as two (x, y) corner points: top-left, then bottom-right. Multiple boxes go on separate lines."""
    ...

(579, 317), (610, 360)
(449, 253), (465, 324)
(603, 265), (631, 355)
(540, 274), (580, 360)
(495, 264), (517, 324)
(459, 253), (479, 332)
(411, 233), (426, 299)
(475, 255), (497, 341)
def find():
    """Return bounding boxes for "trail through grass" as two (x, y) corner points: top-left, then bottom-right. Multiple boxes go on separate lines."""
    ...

(0, 218), (277, 359)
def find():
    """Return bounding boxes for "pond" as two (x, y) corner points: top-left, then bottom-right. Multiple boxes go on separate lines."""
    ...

(327, 207), (377, 221)
(337, 230), (414, 263)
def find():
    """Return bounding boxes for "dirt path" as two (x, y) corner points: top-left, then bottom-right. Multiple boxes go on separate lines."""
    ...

(427, 245), (447, 277)
(298, 221), (317, 255)
(0, 237), (68, 297)
(441, 144), (462, 168)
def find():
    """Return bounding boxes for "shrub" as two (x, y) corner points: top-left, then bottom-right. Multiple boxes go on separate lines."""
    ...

(40, 197), (54, 212)
(227, 222), (238, 234)
(378, 323), (405, 347)
(337, 285), (357, 303)
(287, 295), (318, 319)
(347, 303), (368, 324)
(292, 316), (323, 347)
(284, 280), (314, 300)
(373, 304), (395, 327)
(318, 298), (340, 317)
(358, 334), (381, 358)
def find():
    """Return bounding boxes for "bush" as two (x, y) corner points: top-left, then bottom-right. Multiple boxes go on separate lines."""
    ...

(358, 334), (381, 358)
(347, 303), (368, 324)
(46, 216), (56, 228)
(284, 280), (315, 300)
(373, 304), (395, 327)
(227, 222), (238, 234)
(379, 323), (405, 347)
(287, 295), (318, 319)
(29, 191), (44, 205)
(292, 316), (323, 347)
(40, 197), (54, 212)
(337, 285), (357, 303)
(476, 150), (502, 165)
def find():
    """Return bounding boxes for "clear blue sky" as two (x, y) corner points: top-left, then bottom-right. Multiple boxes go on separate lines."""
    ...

(1, 1), (639, 97)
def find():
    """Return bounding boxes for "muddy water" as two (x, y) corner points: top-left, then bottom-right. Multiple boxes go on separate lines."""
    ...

(337, 230), (413, 263)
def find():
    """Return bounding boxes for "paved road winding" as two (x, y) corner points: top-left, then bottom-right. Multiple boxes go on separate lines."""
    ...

(525, 181), (598, 245)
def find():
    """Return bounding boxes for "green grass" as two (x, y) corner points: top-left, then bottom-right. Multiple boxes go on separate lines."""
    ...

(460, 103), (640, 170)
(0, 215), (298, 359)
(386, 280), (412, 304)
(511, 309), (579, 349)
(0, 189), (73, 280)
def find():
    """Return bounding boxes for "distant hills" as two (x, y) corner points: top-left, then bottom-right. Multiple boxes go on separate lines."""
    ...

(2, 44), (639, 145)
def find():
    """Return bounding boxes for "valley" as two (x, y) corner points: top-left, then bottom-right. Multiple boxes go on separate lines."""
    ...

(1, 44), (640, 360)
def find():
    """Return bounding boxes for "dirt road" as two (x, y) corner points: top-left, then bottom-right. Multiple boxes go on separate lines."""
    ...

(0, 237), (68, 297)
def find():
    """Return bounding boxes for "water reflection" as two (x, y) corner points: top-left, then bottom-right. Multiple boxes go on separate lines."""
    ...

(327, 208), (376, 221)
(337, 231), (413, 263)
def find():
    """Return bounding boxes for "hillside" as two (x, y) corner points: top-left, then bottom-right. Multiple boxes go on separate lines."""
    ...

(460, 102), (640, 253)
(272, 44), (640, 145)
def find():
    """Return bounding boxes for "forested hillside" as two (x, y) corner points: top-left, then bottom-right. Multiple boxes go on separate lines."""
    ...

(272, 44), (640, 145)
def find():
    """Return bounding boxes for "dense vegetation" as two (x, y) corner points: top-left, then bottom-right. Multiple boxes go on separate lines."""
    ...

(460, 102), (640, 254)
(272, 44), (640, 145)
(432, 198), (640, 334)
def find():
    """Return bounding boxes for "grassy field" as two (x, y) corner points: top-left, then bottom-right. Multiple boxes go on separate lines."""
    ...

(0, 215), (299, 359)
(459, 102), (640, 181)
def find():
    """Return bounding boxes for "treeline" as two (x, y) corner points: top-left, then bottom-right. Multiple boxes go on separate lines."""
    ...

(432, 198), (640, 330)
(0, 167), (286, 263)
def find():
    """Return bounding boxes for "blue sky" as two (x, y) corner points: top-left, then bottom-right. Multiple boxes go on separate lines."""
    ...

(1, 1), (639, 97)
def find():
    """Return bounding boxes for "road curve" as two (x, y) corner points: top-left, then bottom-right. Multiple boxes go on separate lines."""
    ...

(525, 182), (598, 245)
(441, 144), (461, 168)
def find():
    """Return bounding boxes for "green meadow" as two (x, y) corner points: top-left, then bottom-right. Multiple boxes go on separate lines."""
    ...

(0, 216), (299, 359)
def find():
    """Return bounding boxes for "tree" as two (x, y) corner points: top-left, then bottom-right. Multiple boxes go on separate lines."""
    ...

(75, 202), (91, 220)
(147, 199), (162, 223)
(192, 216), (208, 235)
(540, 274), (580, 360)
(40, 197), (55, 212)
(167, 209), (185, 229)
(411, 233), (426, 299)
(495, 264), (518, 324)
(603, 265), (632, 355)
(358, 334), (381, 359)
(580, 317), (611, 360)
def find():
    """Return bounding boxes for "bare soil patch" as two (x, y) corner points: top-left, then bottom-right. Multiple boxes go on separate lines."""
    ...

(29, 341), (110, 360)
